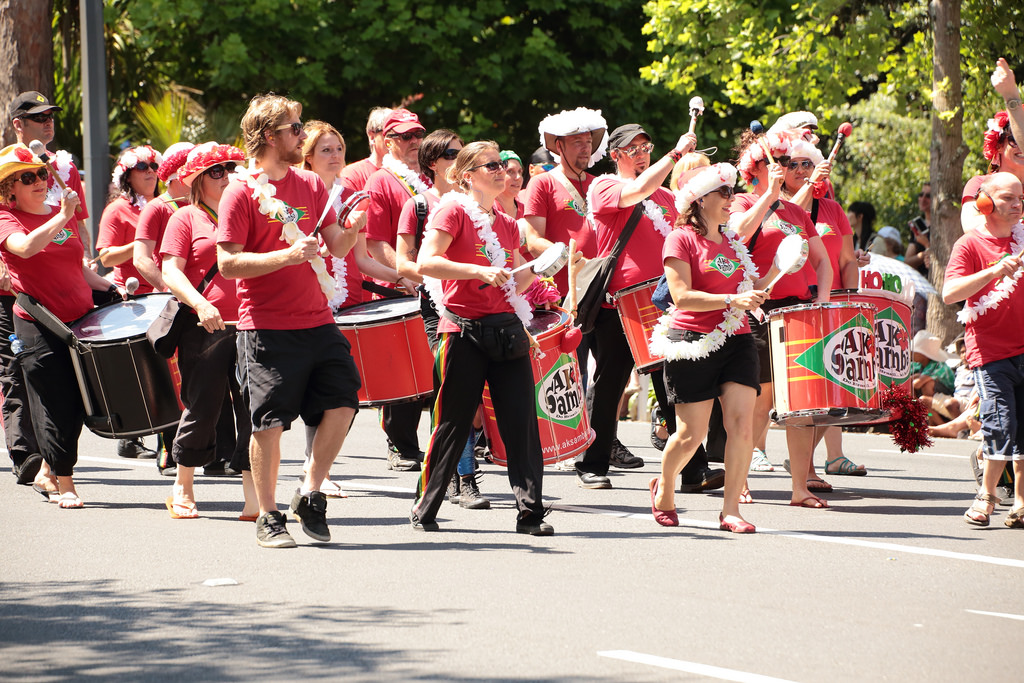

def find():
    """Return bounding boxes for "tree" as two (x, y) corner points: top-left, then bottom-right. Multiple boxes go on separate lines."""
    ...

(1, 0), (55, 146)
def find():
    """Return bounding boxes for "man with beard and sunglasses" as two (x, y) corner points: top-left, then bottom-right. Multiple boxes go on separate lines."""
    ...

(217, 94), (361, 548)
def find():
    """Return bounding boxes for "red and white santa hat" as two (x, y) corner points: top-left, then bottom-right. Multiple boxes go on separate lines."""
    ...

(179, 142), (245, 187)
(157, 142), (196, 183)
(675, 163), (738, 214)
(111, 144), (163, 187)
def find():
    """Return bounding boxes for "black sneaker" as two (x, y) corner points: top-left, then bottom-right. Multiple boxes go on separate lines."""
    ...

(387, 446), (421, 472)
(516, 512), (554, 536)
(576, 471), (612, 489)
(256, 511), (297, 548)
(459, 473), (491, 509)
(650, 407), (667, 451)
(13, 453), (43, 486)
(679, 466), (726, 493)
(117, 438), (157, 459)
(289, 490), (331, 542)
(157, 446), (176, 477)
(410, 510), (440, 531)
(203, 460), (240, 476)
(609, 439), (644, 469)
(447, 473), (461, 504)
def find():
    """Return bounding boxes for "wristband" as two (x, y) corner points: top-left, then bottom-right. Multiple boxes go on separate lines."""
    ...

(107, 284), (118, 294)
(668, 149), (684, 163)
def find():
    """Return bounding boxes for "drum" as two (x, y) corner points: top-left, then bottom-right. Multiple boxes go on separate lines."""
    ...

(830, 289), (913, 396)
(70, 293), (183, 438)
(613, 277), (663, 373)
(482, 308), (595, 466)
(334, 297), (434, 407)
(767, 302), (883, 426)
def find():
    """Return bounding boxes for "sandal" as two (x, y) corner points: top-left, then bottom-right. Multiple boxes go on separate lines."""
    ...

(825, 455), (867, 476)
(739, 484), (753, 504)
(56, 492), (83, 509)
(320, 478), (347, 499)
(807, 478), (833, 493)
(32, 481), (60, 503)
(964, 493), (999, 527)
(165, 496), (198, 519)
(1005, 507), (1024, 529)
(790, 495), (829, 509)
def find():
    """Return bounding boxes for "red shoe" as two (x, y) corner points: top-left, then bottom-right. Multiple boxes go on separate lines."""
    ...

(719, 514), (756, 534)
(650, 478), (679, 527)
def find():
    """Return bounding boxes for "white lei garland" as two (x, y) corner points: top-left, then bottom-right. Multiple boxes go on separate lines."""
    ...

(957, 222), (1024, 324)
(327, 182), (350, 309)
(585, 174), (672, 238)
(648, 229), (759, 361)
(44, 150), (73, 208)
(230, 160), (335, 301)
(381, 153), (431, 196)
(422, 191), (533, 328)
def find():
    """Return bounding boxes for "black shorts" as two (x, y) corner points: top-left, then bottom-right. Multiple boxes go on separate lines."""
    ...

(750, 296), (811, 384)
(237, 324), (361, 432)
(664, 332), (760, 404)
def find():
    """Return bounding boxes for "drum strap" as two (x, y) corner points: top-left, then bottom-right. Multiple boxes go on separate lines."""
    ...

(549, 167), (588, 216)
(747, 199), (782, 253)
(810, 198), (820, 225)
(413, 193), (429, 251)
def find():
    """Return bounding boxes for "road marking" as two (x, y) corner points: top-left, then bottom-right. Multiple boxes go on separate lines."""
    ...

(965, 609), (1024, 621)
(869, 448), (968, 459)
(78, 455), (155, 468)
(598, 650), (798, 682)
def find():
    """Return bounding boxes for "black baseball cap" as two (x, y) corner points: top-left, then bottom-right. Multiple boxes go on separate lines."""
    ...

(608, 123), (650, 149)
(10, 91), (61, 119)
(529, 146), (554, 166)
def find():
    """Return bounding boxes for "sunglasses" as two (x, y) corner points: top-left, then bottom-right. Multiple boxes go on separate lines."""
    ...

(132, 161), (160, 172)
(20, 112), (55, 123)
(539, 163), (555, 172)
(1006, 135), (1019, 149)
(205, 162), (238, 180)
(786, 160), (815, 171)
(275, 122), (304, 136)
(620, 142), (654, 158)
(919, 192), (931, 199)
(17, 168), (48, 185)
(440, 148), (460, 161)
(470, 159), (509, 174)
(713, 185), (735, 199)
(387, 130), (426, 142)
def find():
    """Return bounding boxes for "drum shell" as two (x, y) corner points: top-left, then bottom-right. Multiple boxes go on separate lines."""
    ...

(334, 298), (434, 407)
(613, 277), (663, 374)
(768, 302), (883, 426)
(482, 308), (595, 466)
(830, 289), (913, 396)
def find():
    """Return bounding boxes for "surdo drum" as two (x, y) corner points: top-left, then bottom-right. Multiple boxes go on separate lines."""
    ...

(613, 277), (664, 373)
(830, 288), (913, 397)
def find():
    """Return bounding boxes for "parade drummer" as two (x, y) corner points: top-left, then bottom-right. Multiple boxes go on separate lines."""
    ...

(572, 123), (695, 490)
(411, 141), (551, 536)
(945, 172), (1024, 529)
(133, 142), (195, 293)
(217, 94), (361, 549)
(159, 142), (253, 520)
(732, 129), (834, 508)
(0, 144), (128, 508)
(649, 163), (774, 532)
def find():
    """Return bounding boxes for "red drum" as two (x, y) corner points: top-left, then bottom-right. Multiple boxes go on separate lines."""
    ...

(482, 308), (595, 466)
(767, 302), (883, 426)
(830, 289), (913, 396)
(334, 297), (434, 407)
(613, 277), (663, 373)
(70, 294), (183, 438)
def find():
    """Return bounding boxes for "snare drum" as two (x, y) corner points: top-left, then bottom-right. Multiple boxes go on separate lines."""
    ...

(334, 297), (434, 407)
(613, 277), (664, 373)
(482, 308), (595, 466)
(70, 294), (183, 438)
(767, 302), (883, 426)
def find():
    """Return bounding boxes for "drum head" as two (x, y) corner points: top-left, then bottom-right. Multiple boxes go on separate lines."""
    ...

(334, 296), (419, 325)
(71, 294), (174, 342)
(533, 242), (569, 278)
(775, 234), (809, 274)
(528, 308), (568, 335)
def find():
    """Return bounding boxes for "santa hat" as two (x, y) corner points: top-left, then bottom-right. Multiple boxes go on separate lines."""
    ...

(675, 163), (738, 214)
(158, 142), (196, 183)
(768, 111), (818, 134)
(537, 107), (608, 168)
(179, 142), (245, 186)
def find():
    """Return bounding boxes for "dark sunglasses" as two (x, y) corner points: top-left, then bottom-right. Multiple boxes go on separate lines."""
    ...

(439, 148), (460, 161)
(17, 168), (48, 185)
(387, 130), (426, 142)
(132, 161), (160, 172)
(1006, 134), (1019, 149)
(919, 192), (931, 199)
(470, 159), (509, 173)
(713, 185), (735, 199)
(205, 162), (237, 180)
(275, 122), (304, 136)
(20, 112), (54, 123)
(786, 160), (814, 171)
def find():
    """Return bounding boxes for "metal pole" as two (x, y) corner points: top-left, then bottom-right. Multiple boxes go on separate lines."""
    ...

(79, 0), (108, 257)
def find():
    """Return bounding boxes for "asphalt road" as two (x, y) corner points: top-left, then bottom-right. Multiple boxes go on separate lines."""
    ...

(1, 413), (1021, 682)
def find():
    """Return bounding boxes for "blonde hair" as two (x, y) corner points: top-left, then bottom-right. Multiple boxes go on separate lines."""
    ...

(445, 140), (499, 191)
(301, 121), (345, 171)
(239, 93), (302, 159)
(669, 152), (710, 191)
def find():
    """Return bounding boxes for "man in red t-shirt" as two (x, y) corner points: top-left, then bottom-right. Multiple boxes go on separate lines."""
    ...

(218, 94), (361, 549)
(339, 107), (392, 192)
(944, 172), (1024, 526)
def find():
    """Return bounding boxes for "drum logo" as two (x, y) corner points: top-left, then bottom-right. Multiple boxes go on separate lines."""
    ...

(794, 313), (876, 401)
(536, 354), (584, 427)
(706, 255), (738, 278)
(874, 307), (910, 386)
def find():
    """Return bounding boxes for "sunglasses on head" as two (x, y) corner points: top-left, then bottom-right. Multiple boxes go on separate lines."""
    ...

(132, 161), (160, 172)
(387, 130), (426, 142)
(619, 142), (654, 158)
(275, 121), (304, 136)
(20, 112), (54, 123)
(786, 160), (814, 171)
(204, 162), (237, 180)
(439, 148), (460, 161)
(17, 168), (48, 185)
(470, 159), (509, 174)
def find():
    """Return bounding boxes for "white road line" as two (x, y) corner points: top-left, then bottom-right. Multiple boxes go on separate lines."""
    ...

(78, 455), (154, 468)
(598, 650), (798, 683)
(868, 448), (968, 459)
(965, 609), (1024, 621)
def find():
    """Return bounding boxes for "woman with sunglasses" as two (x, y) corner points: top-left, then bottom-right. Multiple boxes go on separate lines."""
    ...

(410, 141), (551, 535)
(0, 144), (128, 508)
(97, 146), (162, 294)
(158, 143), (254, 519)
(963, 108), (1024, 233)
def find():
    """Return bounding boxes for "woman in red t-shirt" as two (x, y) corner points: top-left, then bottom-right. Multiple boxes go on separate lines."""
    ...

(650, 164), (773, 533)
(410, 141), (550, 535)
(97, 145), (161, 289)
(0, 144), (127, 508)
(159, 143), (252, 519)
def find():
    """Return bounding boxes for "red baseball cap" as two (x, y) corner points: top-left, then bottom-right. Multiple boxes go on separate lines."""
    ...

(383, 108), (425, 136)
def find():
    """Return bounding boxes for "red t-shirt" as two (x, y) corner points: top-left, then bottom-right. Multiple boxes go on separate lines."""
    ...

(495, 198), (525, 221)
(945, 229), (1024, 367)
(136, 193), (187, 262)
(523, 170), (598, 295)
(217, 168), (337, 330)
(429, 201), (519, 333)
(731, 193), (816, 300)
(664, 227), (753, 335)
(810, 197), (853, 290)
(365, 168), (422, 247)
(160, 204), (240, 322)
(0, 206), (93, 322)
(962, 174), (987, 203)
(591, 178), (678, 302)
(339, 158), (380, 192)
(97, 196), (154, 293)
(324, 184), (366, 310)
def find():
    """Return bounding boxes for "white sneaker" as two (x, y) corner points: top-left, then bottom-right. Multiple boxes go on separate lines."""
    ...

(554, 457), (578, 471)
(750, 448), (774, 472)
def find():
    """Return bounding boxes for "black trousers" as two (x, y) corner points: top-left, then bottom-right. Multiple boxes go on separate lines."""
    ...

(13, 316), (84, 477)
(412, 332), (543, 524)
(0, 296), (39, 471)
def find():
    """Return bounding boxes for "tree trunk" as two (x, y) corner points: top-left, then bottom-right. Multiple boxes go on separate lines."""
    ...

(0, 0), (55, 146)
(926, 0), (967, 345)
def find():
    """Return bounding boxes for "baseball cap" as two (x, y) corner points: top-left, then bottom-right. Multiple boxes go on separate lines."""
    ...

(607, 124), (649, 150)
(10, 91), (61, 119)
(383, 108), (425, 136)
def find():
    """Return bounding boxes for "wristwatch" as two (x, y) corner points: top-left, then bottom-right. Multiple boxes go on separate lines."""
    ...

(724, 294), (733, 308)
(1007, 98), (1022, 110)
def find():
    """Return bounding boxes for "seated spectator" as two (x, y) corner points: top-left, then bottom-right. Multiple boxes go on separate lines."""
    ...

(910, 330), (956, 398)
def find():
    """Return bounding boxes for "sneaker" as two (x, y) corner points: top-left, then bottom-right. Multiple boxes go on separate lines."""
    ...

(750, 448), (774, 472)
(387, 446), (421, 472)
(289, 490), (331, 542)
(256, 511), (297, 548)
(459, 473), (491, 509)
(554, 457), (578, 471)
(609, 439), (644, 469)
(410, 510), (440, 531)
(13, 453), (43, 486)
(577, 471), (613, 489)
(117, 438), (157, 459)
(679, 466), (726, 493)
(969, 447), (983, 487)
(203, 460), (241, 476)
(650, 407), (667, 451)
(447, 473), (461, 504)
(516, 512), (554, 536)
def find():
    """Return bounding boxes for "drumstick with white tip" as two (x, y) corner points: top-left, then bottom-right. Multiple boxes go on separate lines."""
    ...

(687, 96), (705, 135)
(567, 238), (579, 317)
(125, 277), (139, 298)
(28, 139), (69, 191)
(749, 120), (775, 165)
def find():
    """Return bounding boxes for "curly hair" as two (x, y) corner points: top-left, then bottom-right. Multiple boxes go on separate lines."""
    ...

(240, 93), (302, 160)
(0, 176), (16, 206)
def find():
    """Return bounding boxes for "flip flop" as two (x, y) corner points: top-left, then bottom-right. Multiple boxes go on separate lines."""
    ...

(32, 482), (60, 502)
(825, 455), (867, 476)
(739, 484), (753, 504)
(807, 478), (833, 493)
(320, 478), (348, 499)
(790, 495), (829, 509)
(165, 496), (198, 519)
(238, 514), (258, 522)
(56, 492), (84, 509)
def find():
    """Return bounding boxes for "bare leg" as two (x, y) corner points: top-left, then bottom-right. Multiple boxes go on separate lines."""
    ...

(1014, 461), (1024, 511)
(173, 465), (196, 504)
(655, 400), (713, 512)
(56, 475), (82, 508)
(719, 383), (756, 523)
(240, 470), (258, 518)
(251, 428), (283, 515)
(786, 426), (824, 505)
(302, 407), (357, 493)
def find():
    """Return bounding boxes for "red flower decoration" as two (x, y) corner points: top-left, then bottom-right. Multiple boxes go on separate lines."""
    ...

(14, 147), (32, 163)
(983, 110), (1010, 161)
(879, 386), (933, 453)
